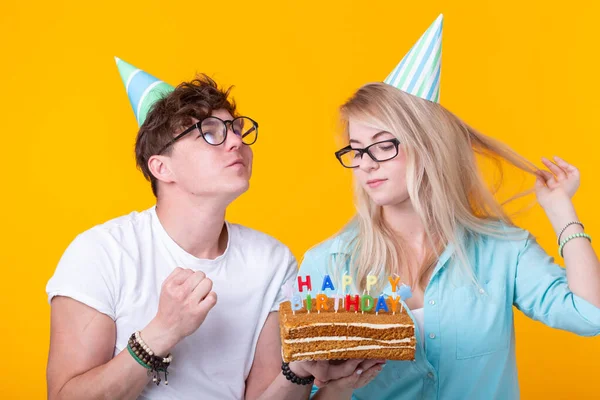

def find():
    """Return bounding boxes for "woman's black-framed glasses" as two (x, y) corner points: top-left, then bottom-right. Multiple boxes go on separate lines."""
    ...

(157, 116), (259, 155)
(335, 139), (400, 168)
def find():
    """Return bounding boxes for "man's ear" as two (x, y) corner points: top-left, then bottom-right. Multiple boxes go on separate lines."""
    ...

(148, 155), (175, 186)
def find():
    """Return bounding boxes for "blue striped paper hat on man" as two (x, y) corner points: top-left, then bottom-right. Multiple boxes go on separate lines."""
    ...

(115, 57), (175, 126)
(384, 14), (443, 103)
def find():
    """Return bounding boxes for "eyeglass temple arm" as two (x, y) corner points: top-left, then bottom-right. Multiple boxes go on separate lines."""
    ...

(241, 125), (257, 139)
(157, 123), (198, 154)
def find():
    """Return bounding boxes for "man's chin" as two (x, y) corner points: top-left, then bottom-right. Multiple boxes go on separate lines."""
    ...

(228, 179), (250, 198)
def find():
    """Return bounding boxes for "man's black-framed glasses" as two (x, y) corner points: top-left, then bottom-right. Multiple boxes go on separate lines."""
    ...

(158, 116), (258, 154)
(335, 139), (400, 168)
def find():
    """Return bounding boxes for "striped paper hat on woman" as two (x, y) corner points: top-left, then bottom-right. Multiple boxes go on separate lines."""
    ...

(384, 14), (443, 103)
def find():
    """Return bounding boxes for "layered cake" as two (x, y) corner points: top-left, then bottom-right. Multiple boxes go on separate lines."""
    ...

(279, 297), (416, 362)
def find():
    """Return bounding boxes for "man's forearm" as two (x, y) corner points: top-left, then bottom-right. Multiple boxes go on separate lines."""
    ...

(50, 350), (151, 400)
(253, 373), (312, 400)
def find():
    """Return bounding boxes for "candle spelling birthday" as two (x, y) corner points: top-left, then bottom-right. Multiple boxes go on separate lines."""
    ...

(289, 275), (410, 313)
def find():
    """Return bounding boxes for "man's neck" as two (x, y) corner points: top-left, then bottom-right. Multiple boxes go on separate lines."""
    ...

(155, 194), (228, 260)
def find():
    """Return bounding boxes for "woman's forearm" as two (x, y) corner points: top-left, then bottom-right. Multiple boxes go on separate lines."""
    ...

(546, 203), (600, 307)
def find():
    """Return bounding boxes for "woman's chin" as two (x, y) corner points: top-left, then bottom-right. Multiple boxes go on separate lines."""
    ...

(368, 193), (411, 208)
(369, 194), (396, 207)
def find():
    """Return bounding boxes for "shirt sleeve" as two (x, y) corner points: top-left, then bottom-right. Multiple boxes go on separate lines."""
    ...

(270, 247), (299, 312)
(309, 384), (360, 399)
(46, 229), (119, 320)
(513, 234), (600, 336)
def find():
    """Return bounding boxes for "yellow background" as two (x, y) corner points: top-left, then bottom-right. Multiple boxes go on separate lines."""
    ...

(1, 0), (598, 398)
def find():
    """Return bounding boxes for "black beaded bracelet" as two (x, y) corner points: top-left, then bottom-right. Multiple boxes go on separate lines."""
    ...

(281, 362), (315, 385)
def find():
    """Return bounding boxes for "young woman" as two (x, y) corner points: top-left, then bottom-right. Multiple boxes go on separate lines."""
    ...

(301, 82), (600, 400)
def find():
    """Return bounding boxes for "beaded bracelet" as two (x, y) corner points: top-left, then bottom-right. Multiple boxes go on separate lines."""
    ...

(127, 344), (151, 370)
(557, 221), (585, 245)
(559, 232), (592, 257)
(134, 331), (174, 364)
(281, 362), (315, 385)
(127, 332), (173, 385)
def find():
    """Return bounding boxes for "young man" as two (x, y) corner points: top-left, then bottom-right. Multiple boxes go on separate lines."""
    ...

(45, 59), (370, 400)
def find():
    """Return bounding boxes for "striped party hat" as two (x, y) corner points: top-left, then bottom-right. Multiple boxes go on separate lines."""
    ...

(115, 57), (175, 126)
(384, 14), (443, 103)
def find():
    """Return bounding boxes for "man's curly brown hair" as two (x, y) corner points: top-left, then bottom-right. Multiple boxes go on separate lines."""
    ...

(135, 74), (237, 197)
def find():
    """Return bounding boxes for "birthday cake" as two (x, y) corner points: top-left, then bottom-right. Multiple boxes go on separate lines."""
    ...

(279, 275), (416, 362)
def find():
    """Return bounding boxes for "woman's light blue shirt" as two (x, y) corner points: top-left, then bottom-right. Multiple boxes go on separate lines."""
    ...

(298, 228), (600, 399)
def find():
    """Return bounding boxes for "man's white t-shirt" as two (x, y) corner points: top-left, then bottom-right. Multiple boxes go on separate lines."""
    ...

(46, 206), (298, 400)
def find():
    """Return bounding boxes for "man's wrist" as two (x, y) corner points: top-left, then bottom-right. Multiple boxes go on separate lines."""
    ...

(140, 319), (178, 356)
(288, 361), (313, 378)
(282, 362), (315, 386)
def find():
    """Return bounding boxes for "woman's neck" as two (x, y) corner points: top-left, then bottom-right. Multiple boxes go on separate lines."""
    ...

(382, 201), (427, 250)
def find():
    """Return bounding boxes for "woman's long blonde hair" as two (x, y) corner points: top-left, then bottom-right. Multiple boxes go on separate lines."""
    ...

(337, 82), (538, 292)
